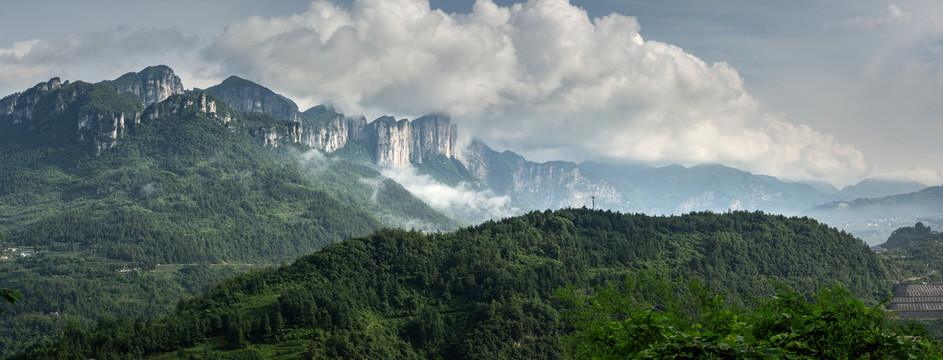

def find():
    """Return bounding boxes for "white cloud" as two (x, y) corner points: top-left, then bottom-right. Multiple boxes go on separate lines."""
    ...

(868, 167), (943, 185)
(201, 0), (869, 185)
(380, 165), (518, 223)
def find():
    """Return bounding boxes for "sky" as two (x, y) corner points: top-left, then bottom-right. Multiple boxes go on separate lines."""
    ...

(1, 0), (941, 188)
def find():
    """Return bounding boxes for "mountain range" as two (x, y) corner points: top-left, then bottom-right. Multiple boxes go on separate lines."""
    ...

(5, 65), (934, 227)
(1, 64), (939, 357)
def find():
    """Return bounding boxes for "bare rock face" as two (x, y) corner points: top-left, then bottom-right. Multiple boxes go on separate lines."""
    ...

(299, 112), (366, 152)
(144, 92), (232, 124)
(179, 75), (463, 166)
(410, 113), (456, 163)
(204, 76), (301, 122)
(78, 111), (143, 155)
(369, 116), (412, 166)
(458, 139), (627, 211)
(102, 65), (184, 105)
(0, 78), (66, 123)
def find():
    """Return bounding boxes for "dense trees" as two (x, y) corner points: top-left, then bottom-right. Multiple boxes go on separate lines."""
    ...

(12, 209), (900, 359)
(882, 222), (942, 250)
(559, 274), (940, 359)
(0, 83), (454, 357)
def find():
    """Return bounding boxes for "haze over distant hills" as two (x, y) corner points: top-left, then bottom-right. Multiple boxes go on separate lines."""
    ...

(3, 65), (937, 238)
(2, 64), (940, 357)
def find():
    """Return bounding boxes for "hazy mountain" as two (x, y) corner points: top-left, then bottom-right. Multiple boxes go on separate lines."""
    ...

(799, 180), (842, 196)
(807, 186), (943, 221)
(804, 186), (943, 245)
(839, 178), (929, 200)
(187, 71), (850, 220)
(579, 161), (841, 215)
(456, 140), (623, 211)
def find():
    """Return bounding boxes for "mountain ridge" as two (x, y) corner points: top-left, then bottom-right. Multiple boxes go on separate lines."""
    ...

(6, 65), (939, 234)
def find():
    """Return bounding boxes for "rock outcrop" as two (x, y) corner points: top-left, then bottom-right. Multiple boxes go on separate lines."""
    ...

(1, 78), (145, 155)
(197, 76), (461, 165)
(300, 105), (366, 153)
(78, 110), (141, 155)
(0, 77), (67, 123)
(410, 113), (456, 163)
(367, 116), (412, 166)
(101, 65), (184, 105)
(356, 113), (458, 166)
(205, 76), (301, 122)
(458, 139), (627, 211)
(144, 91), (233, 124)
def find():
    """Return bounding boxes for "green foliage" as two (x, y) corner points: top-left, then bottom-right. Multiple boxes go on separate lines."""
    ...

(0, 288), (21, 314)
(559, 274), (942, 359)
(882, 222), (942, 250)
(0, 84), (454, 357)
(12, 209), (897, 359)
(879, 223), (943, 284)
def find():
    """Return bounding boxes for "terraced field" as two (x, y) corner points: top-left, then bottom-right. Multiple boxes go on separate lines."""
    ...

(888, 284), (943, 318)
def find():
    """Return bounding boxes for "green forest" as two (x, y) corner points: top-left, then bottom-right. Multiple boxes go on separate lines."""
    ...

(0, 81), (455, 356)
(11, 209), (926, 359)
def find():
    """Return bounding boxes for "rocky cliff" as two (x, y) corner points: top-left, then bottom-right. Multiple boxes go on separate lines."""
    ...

(458, 139), (627, 211)
(359, 113), (459, 167)
(101, 65), (184, 105)
(300, 105), (366, 152)
(410, 113), (456, 163)
(0, 77), (68, 123)
(367, 116), (412, 166)
(78, 110), (140, 155)
(204, 76), (301, 122)
(1, 79), (144, 155)
(143, 91), (233, 125)
(196, 76), (462, 166)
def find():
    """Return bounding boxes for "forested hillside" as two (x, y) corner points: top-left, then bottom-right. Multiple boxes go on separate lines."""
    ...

(0, 80), (456, 356)
(13, 209), (895, 359)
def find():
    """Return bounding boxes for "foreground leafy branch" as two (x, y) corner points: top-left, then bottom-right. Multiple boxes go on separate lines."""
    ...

(559, 273), (942, 359)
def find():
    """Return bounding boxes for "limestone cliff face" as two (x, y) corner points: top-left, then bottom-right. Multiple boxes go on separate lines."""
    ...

(102, 65), (184, 105)
(459, 140), (627, 211)
(0, 78), (67, 123)
(198, 76), (461, 166)
(352, 113), (458, 166)
(144, 92), (232, 124)
(1, 78), (146, 155)
(410, 113), (456, 163)
(369, 116), (413, 166)
(204, 76), (301, 122)
(255, 121), (302, 148)
(299, 111), (367, 152)
(78, 111), (142, 155)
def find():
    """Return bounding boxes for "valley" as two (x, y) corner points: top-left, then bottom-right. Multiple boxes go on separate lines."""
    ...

(1, 65), (942, 358)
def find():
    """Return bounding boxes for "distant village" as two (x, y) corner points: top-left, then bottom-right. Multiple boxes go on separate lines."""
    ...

(0, 247), (35, 260)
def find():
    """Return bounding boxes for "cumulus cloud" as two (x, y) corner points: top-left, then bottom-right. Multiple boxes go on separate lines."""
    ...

(198, 0), (865, 185)
(381, 165), (518, 223)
